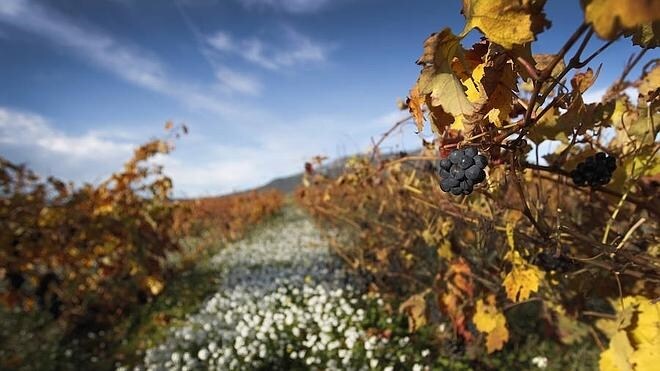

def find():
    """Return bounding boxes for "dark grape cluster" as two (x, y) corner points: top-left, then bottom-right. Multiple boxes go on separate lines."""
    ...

(570, 152), (616, 187)
(438, 147), (488, 195)
(533, 252), (578, 273)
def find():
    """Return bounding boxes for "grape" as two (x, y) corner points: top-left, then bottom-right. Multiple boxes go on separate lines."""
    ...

(571, 152), (616, 187)
(449, 149), (464, 164)
(440, 178), (459, 191)
(450, 165), (465, 179)
(450, 187), (463, 195)
(437, 147), (489, 196)
(473, 155), (488, 169)
(474, 169), (486, 183)
(465, 165), (481, 181)
(464, 147), (478, 158)
(459, 155), (474, 169)
(440, 158), (452, 170)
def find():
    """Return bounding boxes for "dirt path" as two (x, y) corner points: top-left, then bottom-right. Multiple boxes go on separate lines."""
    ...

(124, 209), (426, 370)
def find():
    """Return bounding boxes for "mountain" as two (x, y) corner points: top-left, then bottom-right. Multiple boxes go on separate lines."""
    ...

(257, 173), (303, 194)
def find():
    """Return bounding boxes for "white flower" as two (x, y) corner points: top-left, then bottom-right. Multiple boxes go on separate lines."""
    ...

(198, 349), (209, 361)
(412, 364), (424, 371)
(421, 349), (430, 357)
(531, 356), (548, 369)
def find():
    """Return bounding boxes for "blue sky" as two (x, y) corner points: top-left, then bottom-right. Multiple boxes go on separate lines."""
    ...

(0, 0), (653, 196)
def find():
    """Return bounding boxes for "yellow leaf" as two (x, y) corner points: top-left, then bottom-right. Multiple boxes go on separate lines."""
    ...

(600, 331), (635, 371)
(629, 21), (660, 48)
(416, 29), (476, 118)
(503, 263), (542, 302)
(473, 295), (509, 353)
(400, 291), (429, 332)
(437, 240), (454, 260)
(144, 276), (164, 296)
(420, 70), (476, 117)
(583, 0), (660, 40)
(630, 341), (660, 371)
(638, 62), (660, 99)
(461, 0), (550, 49)
(464, 63), (485, 103)
(597, 296), (660, 371)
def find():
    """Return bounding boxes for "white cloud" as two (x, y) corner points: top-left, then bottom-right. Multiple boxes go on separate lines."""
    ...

(0, 0), (251, 114)
(207, 27), (330, 70)
(237, 0), (331, 13)
(207, 31), (233, 52)
(215, 65), (262, 95)
(0, 106), (134, 182)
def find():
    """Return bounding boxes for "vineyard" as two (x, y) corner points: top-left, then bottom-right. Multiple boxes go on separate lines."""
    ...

(297, 0), (659, 369)
(1, 0), (659, 370)
(0, 127), (284, 369)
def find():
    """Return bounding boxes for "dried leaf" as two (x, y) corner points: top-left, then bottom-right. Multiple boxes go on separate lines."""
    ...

(408, 85), (426, 131)
(400, 291), (429, 332)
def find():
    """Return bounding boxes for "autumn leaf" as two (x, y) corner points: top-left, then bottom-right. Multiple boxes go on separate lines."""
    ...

(461, 0), (550, 49)
(638, 62), (660, 99)
(571, 68), (599, 94)
(425, 95), (457, 134)
(440, 258), (475, 341)
(448, 258), (474, 298)
(600, 331), (635, 371)
(408, 85), (426, 132)
(482, 54), (518, 127)
(415, 28), (476, 120)
(473, 295), (509, 353)
(598, 296), (660, 371)
(418, 69), (476, 118)
(583, 0), (660, 40)
(629, 21), (660, 48)
(503, 253), (543, 303)
(400, 290), (429, 332)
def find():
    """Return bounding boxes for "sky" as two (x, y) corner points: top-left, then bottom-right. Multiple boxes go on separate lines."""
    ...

(0, 0), (653, 197)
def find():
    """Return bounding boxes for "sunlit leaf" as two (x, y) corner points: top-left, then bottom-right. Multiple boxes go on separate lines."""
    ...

(583, 0), (660, 40)
(461, 0), (550, 49)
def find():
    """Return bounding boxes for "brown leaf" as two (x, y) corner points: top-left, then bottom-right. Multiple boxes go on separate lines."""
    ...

(408, 85), (426, 132)
(400, 291), (429, 332)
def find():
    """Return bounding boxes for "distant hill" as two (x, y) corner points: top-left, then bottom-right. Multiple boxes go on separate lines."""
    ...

(257, 149), (423, 195)
(257, 172), (303, 194)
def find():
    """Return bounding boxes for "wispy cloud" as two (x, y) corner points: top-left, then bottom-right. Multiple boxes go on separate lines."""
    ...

(0, 0), (252, 114)
(0, 106), (134, 182)
(237, 0), (331, 14)
(214, 65), (262, 95)
(207, 27), (330, 70)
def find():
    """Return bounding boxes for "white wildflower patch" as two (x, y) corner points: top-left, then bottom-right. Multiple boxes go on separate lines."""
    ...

(128, 214), (429, 370)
